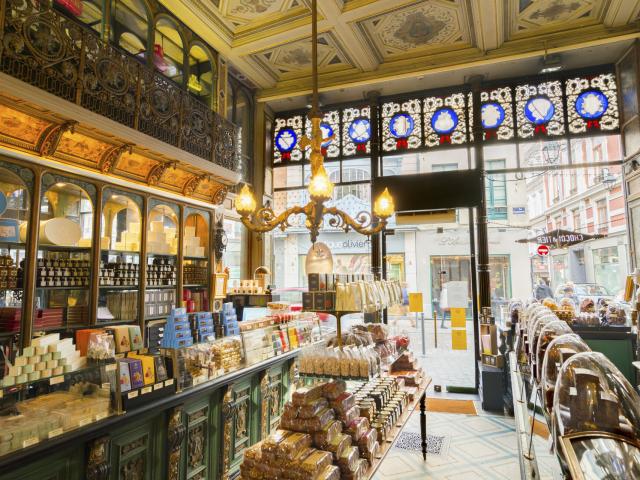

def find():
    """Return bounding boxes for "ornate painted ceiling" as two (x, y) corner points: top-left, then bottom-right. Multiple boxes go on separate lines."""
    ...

(166, 0), (640, 101)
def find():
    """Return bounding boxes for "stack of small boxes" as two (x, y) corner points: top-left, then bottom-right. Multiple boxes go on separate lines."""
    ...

(111, 222), (140, 251)
(144, 289), (176, 319)
(182, 226), (205, 257)
(161, 307), (194, 348)
(220, 302), (239, 336)
(2, 333), (87, 387)
(212, 338), (242, 372)
(147, 221), (177, 255)
(146, 320), (165, 352)
(189, 311), (215, 343)
(183, 288), (208, 313)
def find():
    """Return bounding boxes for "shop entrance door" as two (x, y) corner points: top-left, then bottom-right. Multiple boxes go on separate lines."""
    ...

(385, 208), (479, 392)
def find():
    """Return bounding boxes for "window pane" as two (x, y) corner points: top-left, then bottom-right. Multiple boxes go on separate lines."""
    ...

(273, 166), (303, 189)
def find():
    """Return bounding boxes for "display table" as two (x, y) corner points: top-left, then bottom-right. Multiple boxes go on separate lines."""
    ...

(366, 376), (431, 478)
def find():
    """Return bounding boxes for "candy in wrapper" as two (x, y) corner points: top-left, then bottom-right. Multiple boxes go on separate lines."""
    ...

(287, 449), (332, 480)
(337, 445), (360, 473)
(358, 427), (377, 454)
(312, 419), (342, 447)
(330, 392), (355, 416)
(292, 384), (325, 406)
(340, 405), (358, 424)
(297, 397), (329, 419)
(277, 432), (312, 460)
(280, 407), (335, 433)
(346, 417), (369, 442)
(361, 440), (379, 462)
(244, 442), (263, 461)
(322, 380), (347, 400)
(316, 464), (340, 480)
(324, 432), (352, 460)
(262, 430), (292, 454)
(342, 459), (369, 480)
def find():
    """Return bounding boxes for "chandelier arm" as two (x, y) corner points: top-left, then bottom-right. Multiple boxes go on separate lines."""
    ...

(240, 205), (308, 233)
(322, 206), (387, 236)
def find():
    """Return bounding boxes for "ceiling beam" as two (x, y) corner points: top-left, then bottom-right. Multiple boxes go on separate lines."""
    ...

(603, 0), (640, 27)
(469, 0), (505, 52)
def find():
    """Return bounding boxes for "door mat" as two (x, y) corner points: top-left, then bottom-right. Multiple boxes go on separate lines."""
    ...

(394, 432), (448, 456)
(418, 397), (478, 415)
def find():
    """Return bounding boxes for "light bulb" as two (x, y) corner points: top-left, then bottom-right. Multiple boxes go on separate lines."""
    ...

(308, 166), (334, 202)
(374, 188), (394, 218)
(236, 184), (257, 216)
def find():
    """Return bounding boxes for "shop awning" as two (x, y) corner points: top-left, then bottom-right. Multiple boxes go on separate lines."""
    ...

(516, 228), (605, 248)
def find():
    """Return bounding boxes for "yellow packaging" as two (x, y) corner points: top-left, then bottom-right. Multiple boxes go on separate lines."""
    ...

(128, 353), (155, 385)
(287, 327), (299, 349)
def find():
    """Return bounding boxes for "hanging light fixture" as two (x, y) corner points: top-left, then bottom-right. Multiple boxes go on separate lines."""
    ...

(235, 0), (394, 243)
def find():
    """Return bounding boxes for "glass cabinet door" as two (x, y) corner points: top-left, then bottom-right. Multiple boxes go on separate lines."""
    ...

(35, 176), (95, 331)
(0, 165), (31, 377)
(99, 189), (142, 325)
(183, 209), (210, 314)
(145, 201), (179, 321)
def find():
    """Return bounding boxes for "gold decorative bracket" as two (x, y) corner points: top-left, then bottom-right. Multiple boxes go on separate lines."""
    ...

(212, 185), (228, 205)
(221, 387), (235, 480)
(260, 372), (269, 440)
(147, 161), (178, 186)
(98, 143), (133, 174)
(36, 120), (77, 157)
(167, 405), (186, 480)
(86, 436), (110, 480)
(182, 173), (208, 197)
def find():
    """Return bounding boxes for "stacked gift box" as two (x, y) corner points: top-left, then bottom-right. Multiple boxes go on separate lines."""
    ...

(117, 352), (168, 393)
(183, 288), (208, 313)
(189, 311), (215, 343)
(104, 291), (138, 321)
(144, 288), (176, 319)
(161, 308), (193, 349)
(0, 255), (19, 289)
(146, 320), (165, 352)
(303, 273), (374, 312)
(220, 302), (239, 336)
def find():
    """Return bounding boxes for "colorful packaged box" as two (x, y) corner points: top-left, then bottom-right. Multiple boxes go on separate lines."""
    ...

(129, 353), (155, 385)
(118, 360), (132, 392)
(128, 326), (144, 351)
(121, 358), (144, 389)
(111, 326), (131, 353)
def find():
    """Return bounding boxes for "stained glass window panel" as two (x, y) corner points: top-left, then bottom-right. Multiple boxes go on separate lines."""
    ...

(566, 73), (619, 134)
(381, 99), (422, 152)
(305, 110), (341, 159)
(481, 86), (514, 141)
(424, 92), (467, 147)
(273, 115), (305, 164)
(515, 80), (565, 139)
(342, 106), (371, 157)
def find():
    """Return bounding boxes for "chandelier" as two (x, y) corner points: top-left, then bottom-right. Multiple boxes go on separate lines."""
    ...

(235, 0), (395, 243)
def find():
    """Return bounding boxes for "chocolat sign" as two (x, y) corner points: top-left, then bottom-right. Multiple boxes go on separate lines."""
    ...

(518, 229), (605, 248)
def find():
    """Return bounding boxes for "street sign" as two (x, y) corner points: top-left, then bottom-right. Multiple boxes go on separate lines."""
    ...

(409, 293), (423, 313)
(537, 245), (550, 256)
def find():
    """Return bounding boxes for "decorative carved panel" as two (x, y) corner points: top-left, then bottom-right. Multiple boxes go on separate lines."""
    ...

(186, 406), (209, 478)
(167, 406), (186, 480)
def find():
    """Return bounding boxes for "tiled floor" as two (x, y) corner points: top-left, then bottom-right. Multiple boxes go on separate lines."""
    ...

(373, 406), (521, 480)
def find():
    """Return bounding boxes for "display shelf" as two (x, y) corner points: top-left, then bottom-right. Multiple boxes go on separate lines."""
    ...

(145, 284), (176, 289)
(37, 246), (92, 252)
(35, 286), (89, 291)
(98, 285), (139, 290)
(184, 256), (207, 260)
(183, 284), (207, 288)
(101, 250), (141, 256)
(144, 315), (168, 321)
(1, 360), (116, 398)
(0, 241), (26, 249)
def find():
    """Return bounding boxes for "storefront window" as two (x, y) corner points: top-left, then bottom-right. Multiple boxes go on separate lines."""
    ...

(224, 218), (247, 285)
(551, 254), (568, 290)
(593, 246), (623, 295)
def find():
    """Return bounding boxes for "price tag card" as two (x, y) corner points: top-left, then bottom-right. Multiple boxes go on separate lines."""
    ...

(115, 353), (125, 359)
(141, 386), (152, 395)
(48, 428), (63, 439)
(105, 363), (117, 372)
(127, 390), (139, 399)
(49, 375), (64, 386)
(164, 379), (174, 387)
(153, 383), (163, 391)
(78, 417), (92, 427)
(22, 437), (39, 448)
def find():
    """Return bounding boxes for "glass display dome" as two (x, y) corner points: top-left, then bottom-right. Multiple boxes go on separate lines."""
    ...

(535, 320), (573, 383)
(553, 352), (640, 479)
(528, 313), (558, 375)
(541, 334), (591, 414)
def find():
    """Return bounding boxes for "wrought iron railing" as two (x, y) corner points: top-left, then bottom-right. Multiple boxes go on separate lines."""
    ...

(0, 0), (240, 173)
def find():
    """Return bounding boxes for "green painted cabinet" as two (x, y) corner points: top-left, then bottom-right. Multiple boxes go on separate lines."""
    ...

(0, 448), (82, 480)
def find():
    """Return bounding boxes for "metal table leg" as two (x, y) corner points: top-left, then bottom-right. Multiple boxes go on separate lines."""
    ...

(420, 391), (427, 461)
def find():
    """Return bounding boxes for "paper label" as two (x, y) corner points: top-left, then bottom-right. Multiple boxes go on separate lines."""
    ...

(127, 390), (139, 399)
(154, 383), (163, 391)
(22, 437), (39, 448)
(164, 378), (174, 387)
(49, 375), (64, 385)
(78, 417), (92, 427)
(101, 382), (111, 390)
(48, 428), (63, 439)
(141, 386), (152, 395)
(105, 363), (117, 372)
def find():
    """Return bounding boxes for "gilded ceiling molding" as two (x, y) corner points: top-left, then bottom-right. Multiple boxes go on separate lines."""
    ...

(98, 143), (133, 174)
(147, 161), (178, 186)
(182, 173), (209, 197)
(37, 120), (78, 157)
